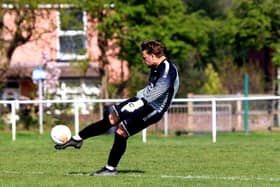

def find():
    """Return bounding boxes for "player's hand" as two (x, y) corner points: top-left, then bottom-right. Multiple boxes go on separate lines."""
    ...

(121, 99), (144, 112)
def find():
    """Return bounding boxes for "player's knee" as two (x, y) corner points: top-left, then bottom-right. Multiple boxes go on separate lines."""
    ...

(116, 127), (128, 138)
(104, 105), (120, 126)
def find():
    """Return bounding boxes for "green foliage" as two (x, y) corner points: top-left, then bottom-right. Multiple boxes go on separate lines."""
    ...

(79, 0), (211, 97)
(115, 0), (211, 69)
(70, 57), (91, 79)
(232, 0), (271, 49)
(199, 64), (227, 94)
(106, 0), (213, 96)
(126, 66), (149, 97)
(0, 118), (4, 130)
(272, 44), (280, 66)
(218, 55), (266, 93)
(184, 0), (229, 18)
(60, 9), (84, 31)
(206, 0), (280, 94)
(176, 55), (206, 96)
(18, 105), (36, 130)
(76, 0), (280, 95)
(217, 0), (279, 62)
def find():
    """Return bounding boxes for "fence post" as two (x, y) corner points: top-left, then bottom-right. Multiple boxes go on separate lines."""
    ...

(99, 103), (103, 120)
(11, 101), (16, 141)
(211, 99), (217, 143)
(74, 102), (79, 136)
(38, 79), (44, 134)
(188, 93), (193, 131)
(142, 129), (147, 143)
(164, 111), (168, 136)
(236, 97), (242, 131)
(244, 74), (249, 134)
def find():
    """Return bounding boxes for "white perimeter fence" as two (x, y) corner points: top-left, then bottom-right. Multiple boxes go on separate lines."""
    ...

(1, 95), (280, 143)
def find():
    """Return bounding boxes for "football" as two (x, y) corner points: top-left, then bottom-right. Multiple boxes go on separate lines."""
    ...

(50, 125), (71, 145)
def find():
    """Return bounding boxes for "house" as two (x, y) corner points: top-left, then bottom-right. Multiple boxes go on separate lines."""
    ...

(1, 4), (129, 101)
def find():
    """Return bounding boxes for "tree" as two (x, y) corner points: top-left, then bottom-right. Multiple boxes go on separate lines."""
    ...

(77, 0), (208, 97)
(183, 0), (229, 19)
(0, 0), (54, 88)
(213, 0), (280, 93)
(199, 63), (227, 94)
(80, 0), (129, 98)
(77, 0), (279, 96)
(108, 0), (211, 97)
(263, 0), (280, 68)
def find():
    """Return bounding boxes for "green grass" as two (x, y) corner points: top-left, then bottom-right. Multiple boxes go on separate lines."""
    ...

(1, 130), (280, 186)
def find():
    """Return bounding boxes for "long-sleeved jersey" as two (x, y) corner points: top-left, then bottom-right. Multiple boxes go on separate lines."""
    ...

(136, 58), (179, 114)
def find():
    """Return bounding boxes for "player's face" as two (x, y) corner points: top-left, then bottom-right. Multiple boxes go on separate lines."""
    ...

(142, 50), (155, 67)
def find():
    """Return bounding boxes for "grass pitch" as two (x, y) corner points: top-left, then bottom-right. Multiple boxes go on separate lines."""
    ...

(0, 130), (280, 186)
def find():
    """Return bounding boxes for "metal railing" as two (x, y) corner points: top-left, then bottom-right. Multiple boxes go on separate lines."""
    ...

(1, 95), (280, 143)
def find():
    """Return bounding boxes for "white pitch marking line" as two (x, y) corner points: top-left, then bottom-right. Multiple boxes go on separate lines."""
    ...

(0, 170), (44, 175)
(64, 172), (90, 176)
(1, 170), (280, 182)
(161, 175), (280, 182)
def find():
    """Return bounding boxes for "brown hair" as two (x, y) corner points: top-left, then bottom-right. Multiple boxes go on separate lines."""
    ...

(141, 40), (166, 58)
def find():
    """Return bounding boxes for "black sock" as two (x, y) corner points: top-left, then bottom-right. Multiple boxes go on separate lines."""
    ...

(78, 118), (112, 139)
(107, 133), (128, 168)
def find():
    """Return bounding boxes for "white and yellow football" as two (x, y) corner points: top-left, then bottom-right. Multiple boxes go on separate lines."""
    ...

(50, 125), (71, 145)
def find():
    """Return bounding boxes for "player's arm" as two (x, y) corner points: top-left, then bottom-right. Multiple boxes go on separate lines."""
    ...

(137, 75), (171, 103)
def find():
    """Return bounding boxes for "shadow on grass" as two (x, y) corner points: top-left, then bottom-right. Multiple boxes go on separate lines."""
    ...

(118, 169), (145, 174)
(66, 169), (145, 176)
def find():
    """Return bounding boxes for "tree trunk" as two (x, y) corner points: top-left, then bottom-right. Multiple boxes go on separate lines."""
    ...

(100, 64), (109, 99)
(0, 44), (10, 87)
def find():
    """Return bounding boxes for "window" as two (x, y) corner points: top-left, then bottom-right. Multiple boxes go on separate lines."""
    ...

(57, 9), (87, 61)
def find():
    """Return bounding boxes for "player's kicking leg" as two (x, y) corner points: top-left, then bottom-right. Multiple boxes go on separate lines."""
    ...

(54, 105), (120, 150)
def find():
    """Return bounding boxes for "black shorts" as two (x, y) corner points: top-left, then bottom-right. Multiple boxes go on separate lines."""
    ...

(114, 97), (163, 136)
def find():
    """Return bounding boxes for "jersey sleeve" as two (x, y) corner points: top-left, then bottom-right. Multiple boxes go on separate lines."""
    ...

(137, 62), (172, 103)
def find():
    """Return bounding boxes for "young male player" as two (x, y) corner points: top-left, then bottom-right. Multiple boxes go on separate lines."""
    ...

(55, 40), (180, 176)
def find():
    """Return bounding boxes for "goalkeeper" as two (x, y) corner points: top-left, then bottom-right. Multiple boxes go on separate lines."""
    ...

(55, 40), (180, 176)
